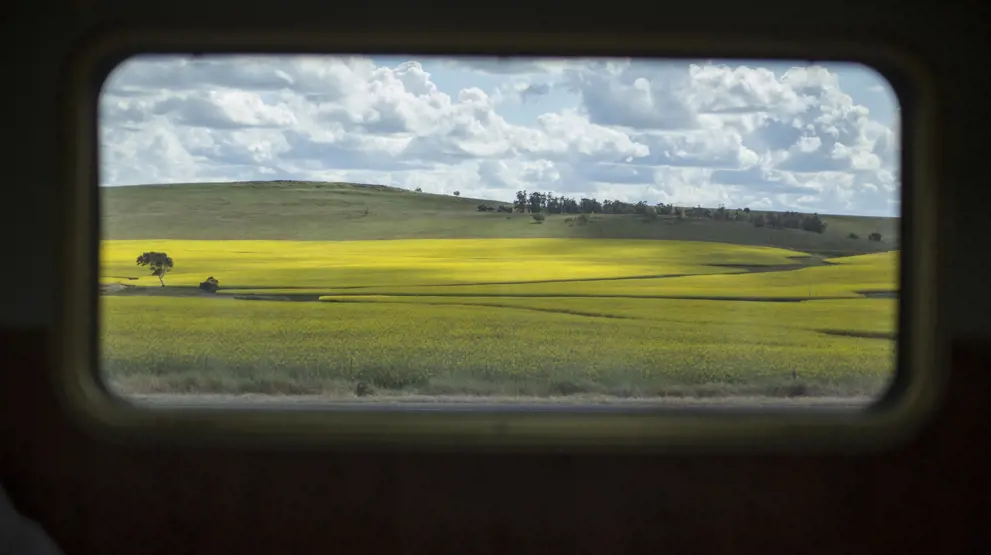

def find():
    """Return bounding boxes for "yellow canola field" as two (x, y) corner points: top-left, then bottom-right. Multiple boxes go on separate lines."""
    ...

(99, 238), (898, 398)
(101, 238), (806, 289)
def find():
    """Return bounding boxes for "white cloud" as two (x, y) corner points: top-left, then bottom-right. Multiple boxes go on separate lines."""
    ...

(99, 55), (900, 216)
(442, 57), (586, 76)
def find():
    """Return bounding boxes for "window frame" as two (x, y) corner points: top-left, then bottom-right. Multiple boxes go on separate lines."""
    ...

(54, 25), (943, 453)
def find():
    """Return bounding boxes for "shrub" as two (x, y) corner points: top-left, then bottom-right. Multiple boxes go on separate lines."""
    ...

(453, 191), (460, 197)
(869, 232), (883, 241)
(576, 213), (590, 225)
(199, 276), (220, 293)
(800, 214), (827, 234)
(848, 232), (860, 239)
(355, 381), (374, 397)
(532, 213), (546, 223)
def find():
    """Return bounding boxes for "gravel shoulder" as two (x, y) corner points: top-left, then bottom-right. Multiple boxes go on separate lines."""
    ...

(122, 393), (876, 411)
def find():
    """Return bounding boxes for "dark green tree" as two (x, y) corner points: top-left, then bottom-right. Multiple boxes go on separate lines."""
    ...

(514, 190), (528, 213)
(136, 252), (174, 286)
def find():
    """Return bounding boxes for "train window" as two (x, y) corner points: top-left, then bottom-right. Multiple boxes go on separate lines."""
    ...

(57, 35), (940, 449)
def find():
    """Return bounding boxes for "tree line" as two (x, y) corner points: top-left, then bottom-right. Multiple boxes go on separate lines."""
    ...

(492, 190), (834, 234)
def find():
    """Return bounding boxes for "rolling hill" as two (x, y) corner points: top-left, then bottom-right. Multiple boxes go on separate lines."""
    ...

(100, 181), (899, 256)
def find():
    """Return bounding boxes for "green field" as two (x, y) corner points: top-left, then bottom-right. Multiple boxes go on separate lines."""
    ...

(103, 181), (898, 254)
(100, 181), (900, 400)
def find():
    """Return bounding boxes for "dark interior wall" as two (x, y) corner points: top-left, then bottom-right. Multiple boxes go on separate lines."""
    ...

(1, 0), (989, 553)
(1, 335), (989, 553)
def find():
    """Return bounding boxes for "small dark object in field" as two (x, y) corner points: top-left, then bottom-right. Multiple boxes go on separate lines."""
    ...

(787, 382), (809, 397)
(355, 382), (373, 397)
(199, 276), (220, 293)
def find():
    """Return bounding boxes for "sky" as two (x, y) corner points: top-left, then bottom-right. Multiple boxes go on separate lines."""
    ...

(99, 54), (901, 216)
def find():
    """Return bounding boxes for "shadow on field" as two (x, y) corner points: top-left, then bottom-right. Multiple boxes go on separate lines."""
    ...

(320, 298), (640, 320)
(103, 285), (869, 303)
(565, 214), (897, 257)
(818, 329), (898, 341)
(101, 252), (874, 304)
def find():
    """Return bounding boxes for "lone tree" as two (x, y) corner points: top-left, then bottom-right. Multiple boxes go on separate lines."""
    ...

(136, 251), (174, 286)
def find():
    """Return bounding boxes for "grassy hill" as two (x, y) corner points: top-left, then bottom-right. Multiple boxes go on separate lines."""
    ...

(101, 181), (898, 256)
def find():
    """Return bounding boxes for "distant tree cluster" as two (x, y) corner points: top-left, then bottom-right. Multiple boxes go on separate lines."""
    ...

(477, 204), (513, 213)
(514, 191), (583, 214)
(510, 190), (829, 234)
(753, 210), (828, 234)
